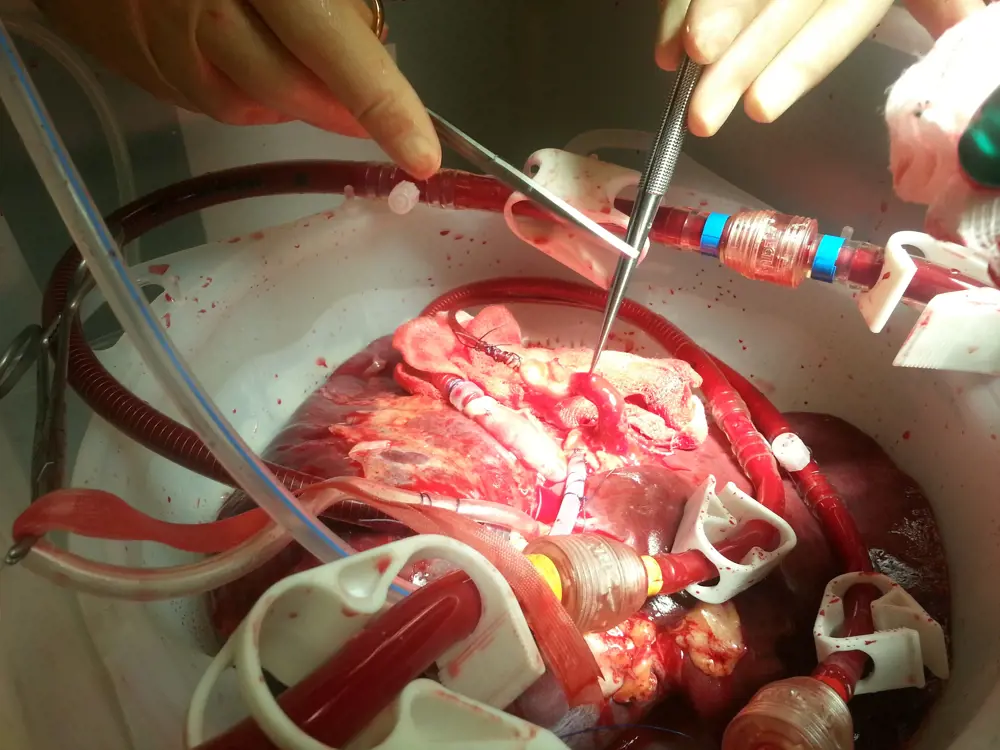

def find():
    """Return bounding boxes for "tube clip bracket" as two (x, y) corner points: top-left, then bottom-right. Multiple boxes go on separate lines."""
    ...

(814, 572), (950, 695)
(187, 535), (550, 749)
(672, 475), (797, 604)
(858, 230), (919, 333)
(503, 149), (647, 289)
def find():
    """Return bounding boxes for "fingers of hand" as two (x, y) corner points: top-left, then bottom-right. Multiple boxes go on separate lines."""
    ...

(196, 0), (367, 136)
(141, 0), (283, 125)
(745, 0), (895, 124)
(683, 0), (769, 65)
(686, 0), (822, 136)
(655, 0), (693, 71)
(251, 0), (441, 179)
(903, 0), (986, 39)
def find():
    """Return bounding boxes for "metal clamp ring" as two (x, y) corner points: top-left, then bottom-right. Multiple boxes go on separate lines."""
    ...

(368, 0), (385, 41)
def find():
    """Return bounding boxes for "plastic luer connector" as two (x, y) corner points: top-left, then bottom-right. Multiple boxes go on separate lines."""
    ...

(718, 211), (819, 288)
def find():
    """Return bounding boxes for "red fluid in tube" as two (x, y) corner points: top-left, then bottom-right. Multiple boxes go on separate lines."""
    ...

(194, 572), (481, 750)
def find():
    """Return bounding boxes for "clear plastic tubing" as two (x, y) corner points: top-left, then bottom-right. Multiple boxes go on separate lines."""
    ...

(2, 14), (139, 264)
(0, 22), (405, 591)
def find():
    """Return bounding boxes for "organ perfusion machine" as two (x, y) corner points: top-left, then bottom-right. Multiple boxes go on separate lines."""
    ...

(1, 6), (999, 750)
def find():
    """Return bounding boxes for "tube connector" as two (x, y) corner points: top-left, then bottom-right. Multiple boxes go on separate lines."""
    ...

(722, 677), (854, 750)
(524, 535), (651, 633)
(718, 211), (818, 288)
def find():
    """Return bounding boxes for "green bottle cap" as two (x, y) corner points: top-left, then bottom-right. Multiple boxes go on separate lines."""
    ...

(959, 82), (1000, 190)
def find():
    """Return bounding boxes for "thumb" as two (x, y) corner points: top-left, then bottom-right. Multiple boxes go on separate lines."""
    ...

(250, 0), (441, 178)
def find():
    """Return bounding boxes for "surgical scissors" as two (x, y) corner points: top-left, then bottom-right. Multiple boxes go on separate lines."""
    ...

(590, 56), (703, 372)
(427, 109), (640, 263)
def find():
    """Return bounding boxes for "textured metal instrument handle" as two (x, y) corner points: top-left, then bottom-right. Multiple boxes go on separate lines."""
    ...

(639, 56), (703, 196)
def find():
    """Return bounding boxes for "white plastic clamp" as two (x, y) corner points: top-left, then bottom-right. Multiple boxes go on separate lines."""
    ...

(186, 535), (547, 750)
(348, 679), (570, 750)
(671, 475), (797, 604)
(503, 149), (647, 289)
(893, 286), (1000, 374)
(813, 572), (949, 696)
(857, 230), (920, 333)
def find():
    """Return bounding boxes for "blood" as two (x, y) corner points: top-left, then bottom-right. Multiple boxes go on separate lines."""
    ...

(568, 372), (628, 453)
(206, 291), (949, 750)
(148, 264), (169, 275)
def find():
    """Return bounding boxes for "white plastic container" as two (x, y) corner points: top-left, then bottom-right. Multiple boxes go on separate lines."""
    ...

(0, 3), (998, 750)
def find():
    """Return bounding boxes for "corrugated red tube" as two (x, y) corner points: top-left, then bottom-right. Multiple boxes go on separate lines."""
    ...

(708, 356), (877, 702)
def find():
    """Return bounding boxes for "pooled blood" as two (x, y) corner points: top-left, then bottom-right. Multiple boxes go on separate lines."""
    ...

(207, 302), (949, 750)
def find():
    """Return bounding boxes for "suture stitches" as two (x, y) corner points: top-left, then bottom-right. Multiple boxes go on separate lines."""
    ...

(448, 313), (523, 370)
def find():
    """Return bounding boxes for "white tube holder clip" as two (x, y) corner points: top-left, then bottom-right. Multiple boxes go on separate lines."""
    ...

(857, 230), (919, 333)
(671, 475), (797, 604)
(813, 572), (950, 696)
(349, 679), (569, 750)
(503, 149), (647, 290)
(186, 535), (553, 750)
(893, 286), (1000, 374)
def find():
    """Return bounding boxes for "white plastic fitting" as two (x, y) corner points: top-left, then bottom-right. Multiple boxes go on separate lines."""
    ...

(770, 432), (812, 472)
(348, 679), (570, 750)
(857, 230), (920, 333)
(503, 149), (646, 289)
(671, 475), (797, 604)
(550, 450), (587, 535)
(387, 180), (420, 215)
(813, 572), (950, 696)
(893, 286), (1000, 374)
(185, 535), (547, 750)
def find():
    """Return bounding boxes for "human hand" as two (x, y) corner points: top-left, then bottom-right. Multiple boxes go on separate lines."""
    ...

(38, 0), (441, 178)
(655, 0), (987, 138)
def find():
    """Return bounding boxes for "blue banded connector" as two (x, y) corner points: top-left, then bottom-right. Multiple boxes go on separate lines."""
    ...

(810, 234), (845, 283)
(699, 212), (730, 258)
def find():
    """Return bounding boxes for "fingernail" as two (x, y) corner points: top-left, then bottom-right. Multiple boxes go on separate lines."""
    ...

(396, 131), (440, 179)
(693, 10), (742, 64)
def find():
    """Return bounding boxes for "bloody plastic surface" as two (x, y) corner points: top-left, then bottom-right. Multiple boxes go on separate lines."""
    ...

(28, 157), (955, 749)
(206, 279), (949, 750)
(195, 571), (481, 750)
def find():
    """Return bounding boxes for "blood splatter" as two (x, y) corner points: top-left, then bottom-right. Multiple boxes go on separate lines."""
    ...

(148, 264), (169, 276)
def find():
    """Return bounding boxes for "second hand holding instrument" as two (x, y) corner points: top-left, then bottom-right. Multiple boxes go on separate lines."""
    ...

(590, 56), (703, 372)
